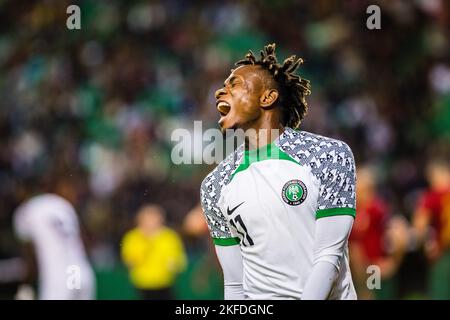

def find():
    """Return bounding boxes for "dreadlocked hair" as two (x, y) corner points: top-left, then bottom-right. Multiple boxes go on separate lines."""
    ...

(235, 43), (311, 129)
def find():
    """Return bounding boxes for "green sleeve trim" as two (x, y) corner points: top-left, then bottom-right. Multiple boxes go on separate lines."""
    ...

(316, 207), (356, 219)
(213, 237), (240, 246)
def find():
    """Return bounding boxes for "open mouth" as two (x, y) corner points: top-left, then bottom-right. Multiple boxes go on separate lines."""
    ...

(216, 100), (231, 117)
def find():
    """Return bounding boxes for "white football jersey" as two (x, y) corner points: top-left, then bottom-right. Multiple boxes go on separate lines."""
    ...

(13, 194), (95, 300)
(201, 127), (357, 300)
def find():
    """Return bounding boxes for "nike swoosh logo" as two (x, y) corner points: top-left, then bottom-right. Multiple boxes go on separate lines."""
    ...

(227, 201), (245, 216)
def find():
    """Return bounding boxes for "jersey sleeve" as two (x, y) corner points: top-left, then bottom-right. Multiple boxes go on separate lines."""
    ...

(200, 171), (240, 246)
(418, 191), (438, 214)
(13, 205), (32, 242)
(316, 142), (356, 219)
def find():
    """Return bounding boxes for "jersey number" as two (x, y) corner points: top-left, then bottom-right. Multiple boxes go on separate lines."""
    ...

(230, 215), (254, 247)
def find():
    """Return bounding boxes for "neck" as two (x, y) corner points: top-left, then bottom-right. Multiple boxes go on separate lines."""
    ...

(245, 112), (284, 150)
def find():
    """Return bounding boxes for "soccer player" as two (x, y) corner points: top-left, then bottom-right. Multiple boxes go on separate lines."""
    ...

(349, 165), (408, 299)
(200, 44), (357, 300)
(412, 157), (450, 299)
(13, 183), (95, 300)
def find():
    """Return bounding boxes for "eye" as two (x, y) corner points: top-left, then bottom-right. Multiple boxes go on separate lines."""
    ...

(230, 81), (238, 88)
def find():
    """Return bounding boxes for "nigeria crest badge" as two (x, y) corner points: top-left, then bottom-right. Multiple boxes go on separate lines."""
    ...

(282, 179), (307, 206)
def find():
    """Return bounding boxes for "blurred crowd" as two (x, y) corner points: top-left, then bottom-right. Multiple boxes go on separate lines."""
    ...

(0, 0), (449, 299)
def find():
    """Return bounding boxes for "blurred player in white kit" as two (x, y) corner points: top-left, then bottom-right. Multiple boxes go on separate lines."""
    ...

(13, 178), (95, 300)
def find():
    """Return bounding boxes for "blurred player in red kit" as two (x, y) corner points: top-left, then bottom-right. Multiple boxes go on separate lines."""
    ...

(413, 157), (450, 299)
(350, 165), (408, 299)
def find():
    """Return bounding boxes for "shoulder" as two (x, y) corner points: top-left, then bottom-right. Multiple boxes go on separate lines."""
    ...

(13, 194), (50, 221)
(28, 193), (75, 214)
(122, 228), (141, 242)
(302, 131), (355, 170)
(161, 227), (182, 240)
(419, 189), (440, 209)
(281, 128), (353, 155)
(301, 130), (353, 150)
(200, 145), (244, 202)
(279, 128), (355, 172)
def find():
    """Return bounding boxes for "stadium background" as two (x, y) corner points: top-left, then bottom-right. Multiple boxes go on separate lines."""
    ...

(0, 0), (449, 299)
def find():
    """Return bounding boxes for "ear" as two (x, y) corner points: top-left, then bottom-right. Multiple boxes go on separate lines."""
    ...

(260, 89), (279, 109)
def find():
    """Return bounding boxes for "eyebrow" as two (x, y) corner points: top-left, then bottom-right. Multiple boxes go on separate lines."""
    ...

(224, 75), (239, 86)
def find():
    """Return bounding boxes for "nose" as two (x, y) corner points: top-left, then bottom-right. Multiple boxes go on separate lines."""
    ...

(215, 87), (226, 100)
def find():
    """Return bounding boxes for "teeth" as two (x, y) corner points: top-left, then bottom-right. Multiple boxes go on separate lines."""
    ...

(217, 101), (230, 108)
(217, 101), (231, 116)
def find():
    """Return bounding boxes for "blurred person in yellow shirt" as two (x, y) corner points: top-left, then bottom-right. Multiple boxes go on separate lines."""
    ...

(121, 204), (187, 300)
